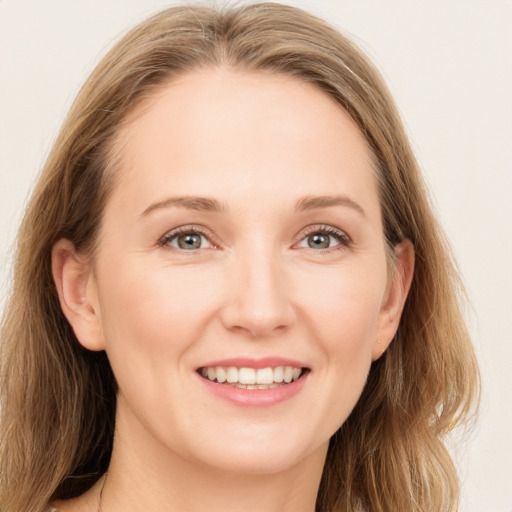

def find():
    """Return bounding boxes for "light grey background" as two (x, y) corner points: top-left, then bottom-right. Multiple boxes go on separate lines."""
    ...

(1, 1), (511, 510)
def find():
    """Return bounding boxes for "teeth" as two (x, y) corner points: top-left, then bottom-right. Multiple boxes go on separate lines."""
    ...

(224, 382), (285, 389)
(226, 367), (238, 383)
(239, 367), (256, 384)
(200, 365), (304, 386)
(256, 367), (274, 385)
(216, 366), (226, 383)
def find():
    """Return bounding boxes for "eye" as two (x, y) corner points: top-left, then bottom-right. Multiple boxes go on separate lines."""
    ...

(159, 226), (215, 251)
(296, 225), (350, 251)
(172, 233), (208, 250)
(303, 233), (335, 249)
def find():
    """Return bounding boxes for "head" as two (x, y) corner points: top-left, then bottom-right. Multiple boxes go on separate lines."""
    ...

(0, 4), (478, 512)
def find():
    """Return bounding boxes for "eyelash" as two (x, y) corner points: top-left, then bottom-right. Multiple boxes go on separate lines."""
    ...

(158, 224), (351, 253)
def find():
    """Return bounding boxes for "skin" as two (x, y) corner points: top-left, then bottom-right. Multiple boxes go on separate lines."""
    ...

(52, 68), (414, 512)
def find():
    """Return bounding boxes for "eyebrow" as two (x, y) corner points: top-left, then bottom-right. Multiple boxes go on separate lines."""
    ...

(140, 196), (224, 217)
(295, 195), (366, 217)
(140, 194), (366, 218)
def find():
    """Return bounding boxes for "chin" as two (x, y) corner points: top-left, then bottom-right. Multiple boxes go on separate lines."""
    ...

(182, 426), (329, 476)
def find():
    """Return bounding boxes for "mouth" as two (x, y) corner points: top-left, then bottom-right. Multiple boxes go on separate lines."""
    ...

(197, 365), (309, 389)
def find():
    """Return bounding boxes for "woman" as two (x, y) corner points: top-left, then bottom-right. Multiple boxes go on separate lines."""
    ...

(0, 3), (479, 511)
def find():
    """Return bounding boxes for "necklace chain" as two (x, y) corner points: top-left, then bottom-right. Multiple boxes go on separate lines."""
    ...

(97, 473), (107, 512)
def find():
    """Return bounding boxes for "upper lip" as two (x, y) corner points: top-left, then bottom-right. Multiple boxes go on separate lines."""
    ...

(197, 357), (308, 370)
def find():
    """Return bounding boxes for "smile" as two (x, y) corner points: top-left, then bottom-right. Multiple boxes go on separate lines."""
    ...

(199, 366), (305, 389)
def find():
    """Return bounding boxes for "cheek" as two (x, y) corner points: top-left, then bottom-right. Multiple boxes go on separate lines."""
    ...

(282, 263), (387, 442)
(296, 261), (386, 352)
(94, 259), (224, 436)
(96, 259), (222, 356)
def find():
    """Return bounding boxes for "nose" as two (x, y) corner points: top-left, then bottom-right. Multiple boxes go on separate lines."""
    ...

(219, 246), (295, 338)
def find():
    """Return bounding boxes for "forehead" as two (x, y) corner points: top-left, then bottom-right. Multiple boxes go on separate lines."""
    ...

(108, 68), (380, 220)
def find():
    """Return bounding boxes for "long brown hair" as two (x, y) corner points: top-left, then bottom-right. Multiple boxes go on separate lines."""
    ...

(0, 4), (479, 511)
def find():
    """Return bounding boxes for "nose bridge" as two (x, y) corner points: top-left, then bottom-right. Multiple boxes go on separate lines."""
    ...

(221, 239), (294, 337)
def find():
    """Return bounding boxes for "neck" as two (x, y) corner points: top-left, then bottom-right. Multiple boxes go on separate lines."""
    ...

(101, 404), (327, 512)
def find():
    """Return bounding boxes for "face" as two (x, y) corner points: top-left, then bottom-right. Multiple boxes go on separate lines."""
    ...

(61, 69), (411, 476)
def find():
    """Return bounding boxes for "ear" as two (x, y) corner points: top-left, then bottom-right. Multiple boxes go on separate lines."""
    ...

(51, 238), (105, 351)
(372, 239), (415, 361)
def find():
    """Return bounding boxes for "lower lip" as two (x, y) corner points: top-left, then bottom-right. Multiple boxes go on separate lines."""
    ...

(197, 372), (309, 407)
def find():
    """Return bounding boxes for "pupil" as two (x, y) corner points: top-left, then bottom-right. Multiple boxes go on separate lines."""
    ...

(308, 233), (329, 249)
(178, 234), (201, 249)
